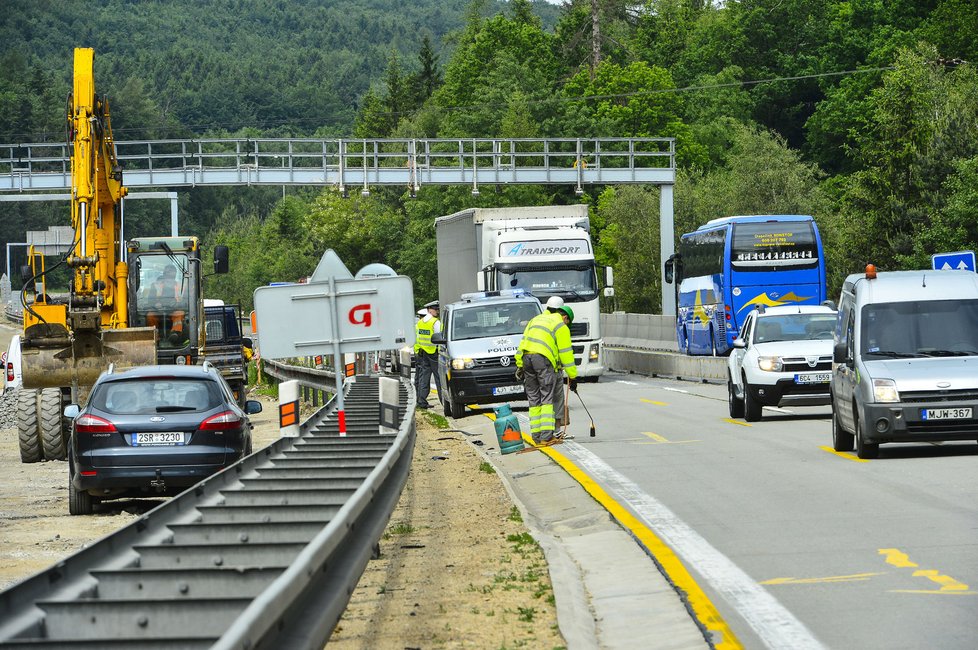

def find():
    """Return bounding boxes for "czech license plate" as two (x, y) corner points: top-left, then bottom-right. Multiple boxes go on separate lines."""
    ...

(794, 372), (831, 384)
(921, 407), (972, 420)
(132, 431), (187, 446)
(492, 385), (523, 396)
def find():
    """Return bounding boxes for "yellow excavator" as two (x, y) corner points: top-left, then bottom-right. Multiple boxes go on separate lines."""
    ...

(16, 48), (227, 463)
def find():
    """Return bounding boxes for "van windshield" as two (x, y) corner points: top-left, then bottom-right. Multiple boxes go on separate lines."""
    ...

(450, 302), (541, 341)
(861, 300), (978, 357)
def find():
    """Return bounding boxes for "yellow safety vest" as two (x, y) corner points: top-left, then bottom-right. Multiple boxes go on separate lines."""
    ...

(515, 311), (577, 378)
(415, 316), (439, 354)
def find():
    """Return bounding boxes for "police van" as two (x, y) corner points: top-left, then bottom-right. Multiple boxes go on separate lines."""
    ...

(431, 290), (542, 418)
(831, 266), (978, 458)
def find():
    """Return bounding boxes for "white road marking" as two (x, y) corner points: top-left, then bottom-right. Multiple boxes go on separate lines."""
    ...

(616, 380), (640, 385)
(661, 387), (689, 394)
(560, 443), (826, 650)
(767, 406), (793, 414)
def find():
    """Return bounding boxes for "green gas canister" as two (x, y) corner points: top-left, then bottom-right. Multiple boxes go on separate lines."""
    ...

(493, 404), (524, 454)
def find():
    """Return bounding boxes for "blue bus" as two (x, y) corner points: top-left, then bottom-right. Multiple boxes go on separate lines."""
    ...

(664, 215), (828, 356)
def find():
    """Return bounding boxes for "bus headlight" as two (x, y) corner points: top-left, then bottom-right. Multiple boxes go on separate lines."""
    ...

(873, 378), (899, 403)
(451, 358), (474, 370)
(757, 356), (782, 372)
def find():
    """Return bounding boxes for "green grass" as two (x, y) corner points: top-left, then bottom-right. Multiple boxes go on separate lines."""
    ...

(420, 410), (449, 428)
(382, 522), (415, 539)
(508, 506), (523, 523)
(479, 461), (496, 474)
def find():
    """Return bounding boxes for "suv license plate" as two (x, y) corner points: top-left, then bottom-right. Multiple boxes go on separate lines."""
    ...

(132, 432), (187, 446)
(921, 408), (972, 421)
(794, 372), (831, 384)
(492, 385), (522, 396)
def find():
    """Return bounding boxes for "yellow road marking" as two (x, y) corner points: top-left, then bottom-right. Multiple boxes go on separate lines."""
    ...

(532, 444), (741, 648)
(762, 572), (883, 585)
(637, 432), (699, 444)
(879, 548), (918, 568)
(642, 432), (670, 443)
(640, 398), (668, 406)
(820, 446), (869, 462)
(724, 418), (751, 427)
(912, 569), (971, 592)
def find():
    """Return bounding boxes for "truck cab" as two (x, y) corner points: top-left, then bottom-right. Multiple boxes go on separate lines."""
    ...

(431, 290), (542, 418)
(831, 267), (978, 458)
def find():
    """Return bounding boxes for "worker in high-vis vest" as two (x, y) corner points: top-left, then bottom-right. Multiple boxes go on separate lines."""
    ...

(515, 301), (578, 446)
(414, 300), (442, 409)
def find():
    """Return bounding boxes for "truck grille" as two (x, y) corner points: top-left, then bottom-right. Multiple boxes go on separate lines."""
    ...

(569, 322), (589, 338)
(900, 389), (978, 403)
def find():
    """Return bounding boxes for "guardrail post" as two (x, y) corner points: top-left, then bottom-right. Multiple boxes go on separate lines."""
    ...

(379, 376), (399, 435)
(279, 380), (300, 438)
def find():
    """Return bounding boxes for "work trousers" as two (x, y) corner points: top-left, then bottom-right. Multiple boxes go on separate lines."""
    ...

(522, 353), (560, 443)
(415, 350), (441, 408)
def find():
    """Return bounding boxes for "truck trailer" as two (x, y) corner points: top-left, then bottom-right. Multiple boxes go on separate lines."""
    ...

(434, 205), (609, 379)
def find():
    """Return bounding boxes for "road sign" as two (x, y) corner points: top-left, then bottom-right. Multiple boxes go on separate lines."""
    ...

(932, 250), (976, 272)
(253, 268), (415, 360)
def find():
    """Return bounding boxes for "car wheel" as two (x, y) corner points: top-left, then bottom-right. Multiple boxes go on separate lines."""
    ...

(727, 374), (744, 418)
(68, 465), (94, 516)
(855, 413), (879, 459)
(743, 377), (762, 422)
(16, 389), (41, 463)
(832, 408), (854, 452)
(39, 387), (67, 461)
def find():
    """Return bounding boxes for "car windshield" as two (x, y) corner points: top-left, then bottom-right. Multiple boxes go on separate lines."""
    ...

(92, 378), (223, 415)
(861, 299), (978, 357)
(451, 302), (541, 341)
(753, 313), (836, 343)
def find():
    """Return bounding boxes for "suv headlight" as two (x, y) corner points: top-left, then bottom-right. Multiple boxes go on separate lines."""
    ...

(873, 378), (899, 403)
(451, 357), (475, 370)
(757, 356), (783, 372)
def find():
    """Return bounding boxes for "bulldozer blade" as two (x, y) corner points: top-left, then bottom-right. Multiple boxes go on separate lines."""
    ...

(21, 327), (157, 389)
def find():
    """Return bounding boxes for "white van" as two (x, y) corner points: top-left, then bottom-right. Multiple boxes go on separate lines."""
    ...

(2, 334), (22, 396)
(831, 267), (978, 458)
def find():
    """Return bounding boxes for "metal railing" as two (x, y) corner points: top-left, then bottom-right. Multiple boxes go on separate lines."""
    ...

(0, 137), (676, 192)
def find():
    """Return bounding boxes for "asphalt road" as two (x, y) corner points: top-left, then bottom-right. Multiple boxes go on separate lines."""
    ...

(533, 371), (978, 650)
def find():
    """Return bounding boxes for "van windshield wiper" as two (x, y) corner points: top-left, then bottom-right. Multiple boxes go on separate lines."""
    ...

(865, 350), (923, 358)
(917, 349), (978, 357)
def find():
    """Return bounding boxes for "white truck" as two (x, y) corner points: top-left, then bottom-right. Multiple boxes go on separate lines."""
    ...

(434, 205), (610, 380)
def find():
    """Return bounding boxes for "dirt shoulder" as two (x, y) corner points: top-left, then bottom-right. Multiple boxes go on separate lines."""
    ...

(0, 370), (563, 648)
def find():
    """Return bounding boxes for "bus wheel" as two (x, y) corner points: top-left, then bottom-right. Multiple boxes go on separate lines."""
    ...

(710, 331), (718, 357)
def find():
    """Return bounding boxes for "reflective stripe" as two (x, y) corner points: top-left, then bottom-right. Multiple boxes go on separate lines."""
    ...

(558, 347), (573, 353)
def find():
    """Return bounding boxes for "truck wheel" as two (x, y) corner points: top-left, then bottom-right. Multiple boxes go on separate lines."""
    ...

(743, 378), (762, 422)
(832, 409), (854, 452)
(68, 464), (94, 515)
(17, 389), (42, 463)
(727, 374), (744, 418)
(854, 414), (879, 459)
(40, 388), (67, 461)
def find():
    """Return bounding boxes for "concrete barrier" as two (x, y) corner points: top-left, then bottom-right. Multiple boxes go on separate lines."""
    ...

(600, 312), (726, 382)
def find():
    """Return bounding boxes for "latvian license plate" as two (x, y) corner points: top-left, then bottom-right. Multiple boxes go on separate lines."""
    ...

(921, 408), (972, 421)
(794, 372), (831, 384)
(493, 385), (523, 396)
(132, 432), (187, 446)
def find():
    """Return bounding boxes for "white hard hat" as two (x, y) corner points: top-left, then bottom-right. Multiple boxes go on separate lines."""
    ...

(545, 296), (564, 309)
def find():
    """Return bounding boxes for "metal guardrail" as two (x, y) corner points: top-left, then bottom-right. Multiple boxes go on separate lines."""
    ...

(0, 137), (676, 191)
(0, 371), (415, 649)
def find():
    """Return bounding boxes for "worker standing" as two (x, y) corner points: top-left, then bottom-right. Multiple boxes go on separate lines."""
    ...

(515, 298), (578, 446)
(414, 301), (442, 409)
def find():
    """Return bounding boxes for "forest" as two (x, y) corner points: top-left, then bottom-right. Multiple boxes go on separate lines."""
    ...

(2, 0), (977, 313)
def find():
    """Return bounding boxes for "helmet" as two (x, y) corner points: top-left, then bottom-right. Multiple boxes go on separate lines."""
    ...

(545, 296), (564, 309)
(558, 305), (574, 322)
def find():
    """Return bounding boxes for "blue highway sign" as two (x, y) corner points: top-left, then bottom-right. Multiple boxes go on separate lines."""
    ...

(932, 250), (976, 272)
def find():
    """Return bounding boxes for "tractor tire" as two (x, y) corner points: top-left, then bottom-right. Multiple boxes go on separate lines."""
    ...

(17, 389), (42, 463)
(39, 388), (67, 461)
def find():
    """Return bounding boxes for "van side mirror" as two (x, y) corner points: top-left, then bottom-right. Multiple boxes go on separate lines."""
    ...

(213, 245), (229, 274)
(833, 342), (848, 364)
(604, 267), (614, 287)
(431, 331), (446, 345)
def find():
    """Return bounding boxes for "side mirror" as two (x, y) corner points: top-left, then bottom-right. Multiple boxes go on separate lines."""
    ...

(431, 331), (446, 345)
(213, 245), (229, 274)
(63, 404), (80, 419)
(833, 342), (848, 364)
(245, 399), (263, 415)
(604, 266), (614, 287)
(20, 264), (33, 284)
(603, 287), (615, 297)
(733, 338), (746, 349)
(822, 300), (838, 310)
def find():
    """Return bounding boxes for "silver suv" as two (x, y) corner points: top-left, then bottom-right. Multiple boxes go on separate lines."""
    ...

(727, 304), (837, 421)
